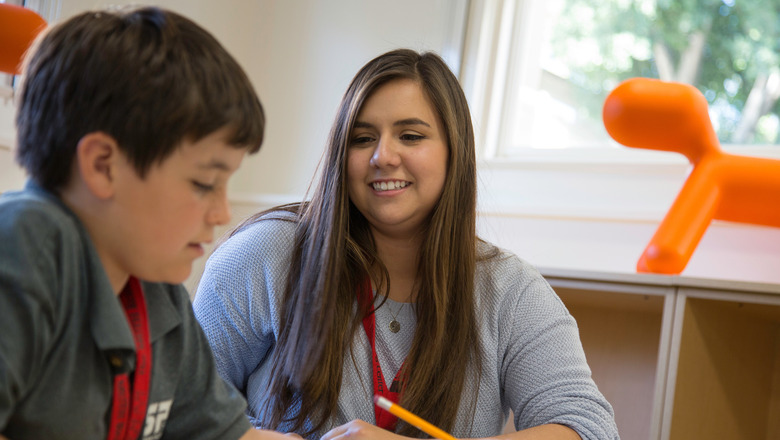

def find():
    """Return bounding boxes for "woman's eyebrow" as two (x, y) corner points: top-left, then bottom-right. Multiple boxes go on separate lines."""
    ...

(352, 118), (431, 129)
(394, 118), (430, 127)
(353, 121), (375, 129)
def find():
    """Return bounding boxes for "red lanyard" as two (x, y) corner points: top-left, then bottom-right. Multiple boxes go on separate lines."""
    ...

(357, 277), (406, 431)
(107, 276), (152, 440)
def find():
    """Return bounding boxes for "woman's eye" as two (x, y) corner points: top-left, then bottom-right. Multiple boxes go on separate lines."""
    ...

(400, 133), (424, 142)
(350, 135), (374, 145)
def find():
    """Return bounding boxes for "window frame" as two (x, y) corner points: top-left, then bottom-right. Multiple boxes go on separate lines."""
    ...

(461, 0), (780, 225)
(460, 0), (780, 167)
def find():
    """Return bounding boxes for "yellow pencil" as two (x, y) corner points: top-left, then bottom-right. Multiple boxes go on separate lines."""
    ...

(374, 395), (457, 440)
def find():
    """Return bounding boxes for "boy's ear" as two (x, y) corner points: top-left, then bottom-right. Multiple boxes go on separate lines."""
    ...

(75, 132), (121, 199)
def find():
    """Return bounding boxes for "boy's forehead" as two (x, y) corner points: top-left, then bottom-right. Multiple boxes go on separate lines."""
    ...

(196, 158), (236, 172)
(179, 147), (245, 174)
(173, 128), (246, 172)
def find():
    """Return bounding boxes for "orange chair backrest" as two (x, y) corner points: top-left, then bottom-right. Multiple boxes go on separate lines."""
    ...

(0, 3), (46, 75)
(602, 77), (780, 274)
(603, 78), (722, 164)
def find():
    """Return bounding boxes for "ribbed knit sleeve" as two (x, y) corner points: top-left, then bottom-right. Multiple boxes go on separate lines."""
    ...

(476, 250), (619, 439)
(192, 216), (296, 395)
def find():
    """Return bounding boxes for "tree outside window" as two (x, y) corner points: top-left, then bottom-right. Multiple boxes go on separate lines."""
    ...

(495, 0), (780, 156)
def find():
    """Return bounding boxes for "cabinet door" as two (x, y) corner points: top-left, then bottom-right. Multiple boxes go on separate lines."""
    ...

(664, 287), (780, 440)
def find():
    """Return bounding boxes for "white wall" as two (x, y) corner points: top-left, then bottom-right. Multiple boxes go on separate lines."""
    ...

(1, 0), (466, 293)
(61, 0), (467, 201)
(3, 0), (779, 294)
(0, 95), (25, 190)
(4, 0), (465, 196)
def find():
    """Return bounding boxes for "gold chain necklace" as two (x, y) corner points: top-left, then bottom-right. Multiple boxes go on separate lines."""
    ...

(387, 302), (407, 333)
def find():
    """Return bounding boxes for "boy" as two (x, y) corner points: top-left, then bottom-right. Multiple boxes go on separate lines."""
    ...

(0, 6), (291, 440)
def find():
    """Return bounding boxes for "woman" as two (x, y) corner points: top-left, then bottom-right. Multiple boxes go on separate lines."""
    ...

(193, 49), (619, 440)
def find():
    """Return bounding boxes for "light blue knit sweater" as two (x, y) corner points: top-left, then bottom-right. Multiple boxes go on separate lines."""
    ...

(193, 215), (619, 439)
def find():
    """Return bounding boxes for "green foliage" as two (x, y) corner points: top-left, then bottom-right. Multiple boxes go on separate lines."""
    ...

(550, 0), (780, 144)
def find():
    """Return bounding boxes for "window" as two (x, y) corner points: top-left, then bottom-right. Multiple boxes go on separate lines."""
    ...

(461, 0), (780, 161)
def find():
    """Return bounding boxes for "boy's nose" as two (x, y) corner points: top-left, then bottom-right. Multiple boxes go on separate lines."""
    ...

(207, 194), (231, 226)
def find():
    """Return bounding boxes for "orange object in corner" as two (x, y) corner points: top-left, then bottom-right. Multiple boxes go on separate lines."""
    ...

(603, 78), (780, 274)
(0, 3), (46, 75)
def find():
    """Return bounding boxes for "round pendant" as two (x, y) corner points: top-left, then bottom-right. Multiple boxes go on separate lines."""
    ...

(389, 319), (401, 333)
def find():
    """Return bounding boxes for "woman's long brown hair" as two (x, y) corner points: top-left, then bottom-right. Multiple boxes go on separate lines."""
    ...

(244, 49), (485, 436)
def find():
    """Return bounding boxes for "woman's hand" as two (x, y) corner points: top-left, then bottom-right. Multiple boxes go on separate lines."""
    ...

(241, 428), (304, 439)
(321, 419), (410, 440)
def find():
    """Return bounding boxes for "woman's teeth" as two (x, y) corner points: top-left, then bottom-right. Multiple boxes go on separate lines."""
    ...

(372, 181), (409, 191)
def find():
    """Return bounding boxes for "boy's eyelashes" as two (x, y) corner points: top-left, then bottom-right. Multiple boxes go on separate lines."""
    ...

(192, 180), (216, 193)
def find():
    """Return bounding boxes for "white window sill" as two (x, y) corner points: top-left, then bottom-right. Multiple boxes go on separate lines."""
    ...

(476, 144), (780, 222)
(481, 144), (780, 167)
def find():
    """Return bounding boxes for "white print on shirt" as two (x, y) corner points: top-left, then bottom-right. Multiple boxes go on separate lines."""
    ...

(143, 399), (173, 440)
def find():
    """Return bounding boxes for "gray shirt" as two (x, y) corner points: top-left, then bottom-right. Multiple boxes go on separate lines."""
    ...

(194, 214), (620, 439)
(0, 182), (251, 439)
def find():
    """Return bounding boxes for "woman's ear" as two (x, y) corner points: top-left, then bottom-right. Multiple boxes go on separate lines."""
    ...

(75, 132), (120, 200)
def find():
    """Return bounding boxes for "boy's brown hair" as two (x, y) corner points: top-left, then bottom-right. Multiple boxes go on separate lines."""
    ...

(15, 6), (265, 191)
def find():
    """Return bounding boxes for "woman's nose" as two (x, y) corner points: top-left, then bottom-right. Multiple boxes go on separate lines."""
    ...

(369, 138), (401, 168)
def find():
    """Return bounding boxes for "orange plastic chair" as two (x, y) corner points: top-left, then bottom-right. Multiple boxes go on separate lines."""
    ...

(603, 77), (780, 275)
(0, 3), (46, 74)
